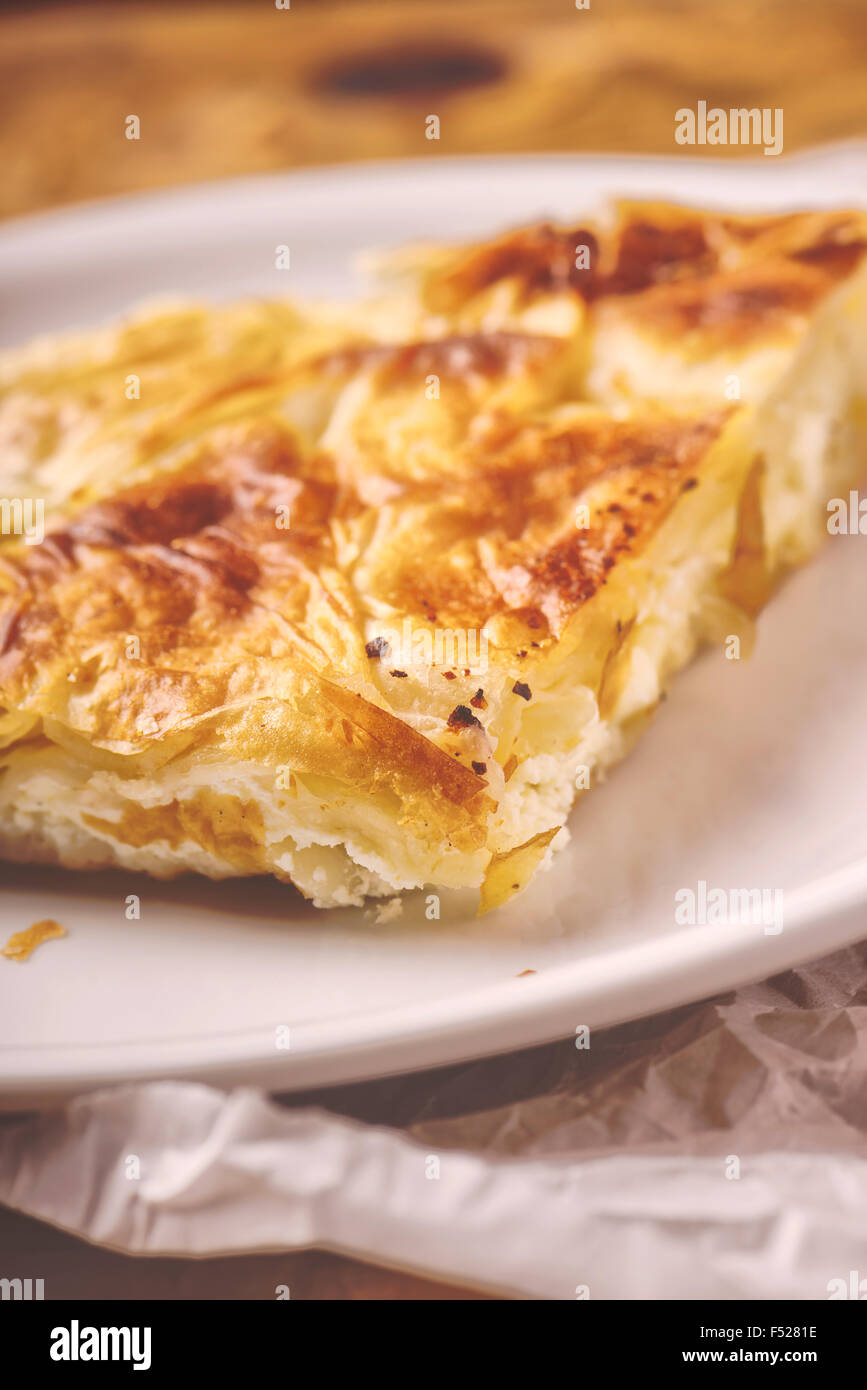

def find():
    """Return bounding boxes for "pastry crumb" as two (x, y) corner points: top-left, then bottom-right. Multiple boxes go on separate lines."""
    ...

(2, 919), (67, 962)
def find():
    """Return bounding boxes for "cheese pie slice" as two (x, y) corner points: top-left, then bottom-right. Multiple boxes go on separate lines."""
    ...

(1, 200), (866, 909)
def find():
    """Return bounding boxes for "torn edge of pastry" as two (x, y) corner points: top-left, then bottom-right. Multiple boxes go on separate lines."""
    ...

(478, 826), (561, 916)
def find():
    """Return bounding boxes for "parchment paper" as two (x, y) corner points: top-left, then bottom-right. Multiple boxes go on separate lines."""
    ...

(0, 943), (865, 1299)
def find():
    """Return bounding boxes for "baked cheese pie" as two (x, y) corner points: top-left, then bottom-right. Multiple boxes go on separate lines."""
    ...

(1, 201), (866, 909)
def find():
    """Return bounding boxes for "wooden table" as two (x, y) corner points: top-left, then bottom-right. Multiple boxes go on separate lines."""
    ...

(1, 0), (865, 1301)
(2, 0), (866, 219)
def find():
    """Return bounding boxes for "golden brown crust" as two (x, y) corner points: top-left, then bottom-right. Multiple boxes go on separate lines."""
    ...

(353, 408), (732, 635)
(0, 405), (730, 712)
(0, 375), (731, 883)
(417, 201), (867, 351)
(0, 414), (504, 852)
(0, 386), (733, 895)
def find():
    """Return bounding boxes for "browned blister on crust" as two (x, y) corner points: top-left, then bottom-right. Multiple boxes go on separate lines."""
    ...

(417, 201), (867, 341)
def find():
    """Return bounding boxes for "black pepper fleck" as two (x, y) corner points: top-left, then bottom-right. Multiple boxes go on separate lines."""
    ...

(448, 704), (483, 730)
(365, 636), (391, 660)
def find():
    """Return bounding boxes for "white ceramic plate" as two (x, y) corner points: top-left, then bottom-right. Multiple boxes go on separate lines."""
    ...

(3, 148), (867, 1108)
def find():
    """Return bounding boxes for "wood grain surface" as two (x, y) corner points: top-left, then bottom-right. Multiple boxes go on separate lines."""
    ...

(1, 0), (866, 219)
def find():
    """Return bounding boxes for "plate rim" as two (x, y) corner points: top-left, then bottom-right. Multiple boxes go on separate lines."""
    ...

(4, 859), (866, 1108)
(3, 138), (867, 244)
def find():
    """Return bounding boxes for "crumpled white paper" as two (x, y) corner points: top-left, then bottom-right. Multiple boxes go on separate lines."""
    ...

(1, 1082), (865, 1299)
